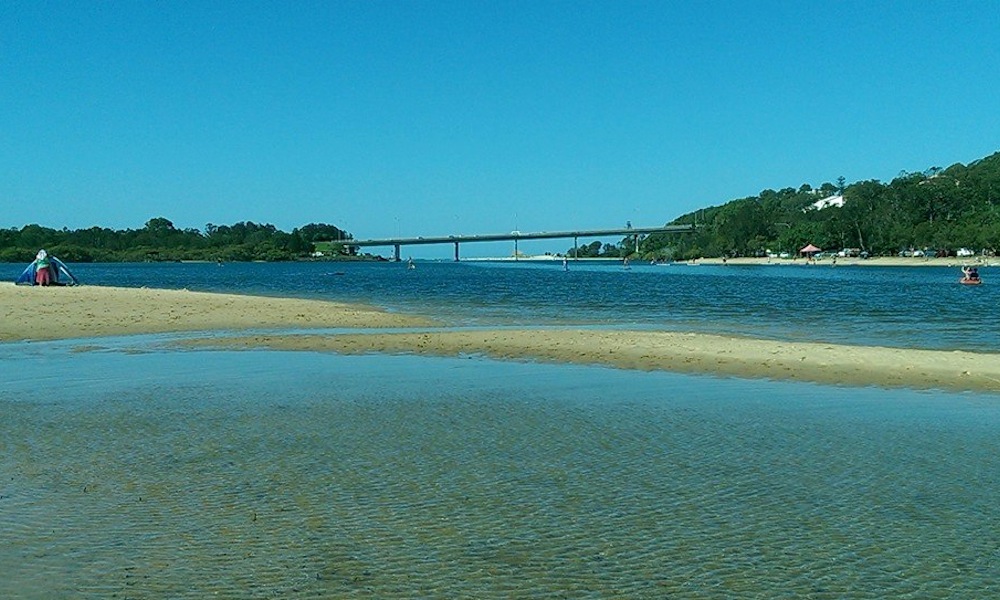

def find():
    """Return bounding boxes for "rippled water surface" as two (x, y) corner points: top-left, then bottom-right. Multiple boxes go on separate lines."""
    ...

(3, 348), (999, 598)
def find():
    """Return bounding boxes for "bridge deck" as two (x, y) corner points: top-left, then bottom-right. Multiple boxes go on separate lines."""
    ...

(348, 224), (696, 247)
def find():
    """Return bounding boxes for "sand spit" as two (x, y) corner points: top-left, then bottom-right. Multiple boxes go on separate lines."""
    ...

(0, 282), (435, 342)
(181, 329), (1000, 393)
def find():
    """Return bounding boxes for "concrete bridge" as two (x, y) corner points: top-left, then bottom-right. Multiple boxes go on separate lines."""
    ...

(347, 224), (698, 261)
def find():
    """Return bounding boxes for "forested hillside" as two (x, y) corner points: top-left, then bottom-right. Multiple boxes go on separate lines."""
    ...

(640, 151), (1000, 260)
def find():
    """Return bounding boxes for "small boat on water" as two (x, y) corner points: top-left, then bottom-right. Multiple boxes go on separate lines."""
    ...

(960, 266), (982, 285)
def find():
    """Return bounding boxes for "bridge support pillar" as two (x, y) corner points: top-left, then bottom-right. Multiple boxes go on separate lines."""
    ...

(454, 241), (460, 262)
(394, 244), (401, 262)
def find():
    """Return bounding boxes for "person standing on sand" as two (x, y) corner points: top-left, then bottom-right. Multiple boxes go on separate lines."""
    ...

(33, 249), (51, 286)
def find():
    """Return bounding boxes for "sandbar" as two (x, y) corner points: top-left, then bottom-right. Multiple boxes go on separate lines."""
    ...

(0, 282), (435, 341)
(181, 330), (1000, 393)
(3, 282), (999, 393)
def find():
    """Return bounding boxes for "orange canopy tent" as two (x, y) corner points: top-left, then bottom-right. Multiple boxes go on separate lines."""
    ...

(800, 244), (821, 255)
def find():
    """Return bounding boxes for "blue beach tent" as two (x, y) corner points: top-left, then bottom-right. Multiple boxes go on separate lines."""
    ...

(15, 253), (80, 286)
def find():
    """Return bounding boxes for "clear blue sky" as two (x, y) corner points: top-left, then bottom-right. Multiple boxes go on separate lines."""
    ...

(3, 1), (998, 257)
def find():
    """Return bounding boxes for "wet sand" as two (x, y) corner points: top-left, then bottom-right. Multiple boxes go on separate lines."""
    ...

(4, 283), (1000, 392)
(181, 330), (1000, 393)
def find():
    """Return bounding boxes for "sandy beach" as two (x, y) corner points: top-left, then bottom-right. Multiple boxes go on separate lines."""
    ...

(693, 255), (998, 268)
(0, 282), (436, 341)
(4, 282), (1000, 392)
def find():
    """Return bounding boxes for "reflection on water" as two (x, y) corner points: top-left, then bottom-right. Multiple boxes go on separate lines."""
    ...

(2, 349), (999, 598)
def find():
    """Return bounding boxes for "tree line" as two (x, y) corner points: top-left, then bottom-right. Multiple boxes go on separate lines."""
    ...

(627, 150), (1000, 261)
(0, 218), (353, 263)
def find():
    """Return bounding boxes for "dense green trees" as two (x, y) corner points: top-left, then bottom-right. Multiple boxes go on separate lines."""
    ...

(0, 218), (351, 263)
(569, 241), (626, 258)
(637, 151), (1000, 260)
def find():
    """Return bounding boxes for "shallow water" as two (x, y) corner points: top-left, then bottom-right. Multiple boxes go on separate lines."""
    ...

(3, 348), (999, 598)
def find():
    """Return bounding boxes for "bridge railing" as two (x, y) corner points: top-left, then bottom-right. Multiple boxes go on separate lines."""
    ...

(347, 224), (697, 247)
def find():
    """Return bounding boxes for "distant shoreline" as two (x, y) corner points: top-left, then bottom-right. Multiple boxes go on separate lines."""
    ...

(425, 255), (996, 267)
(690, 255), (997, 268)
